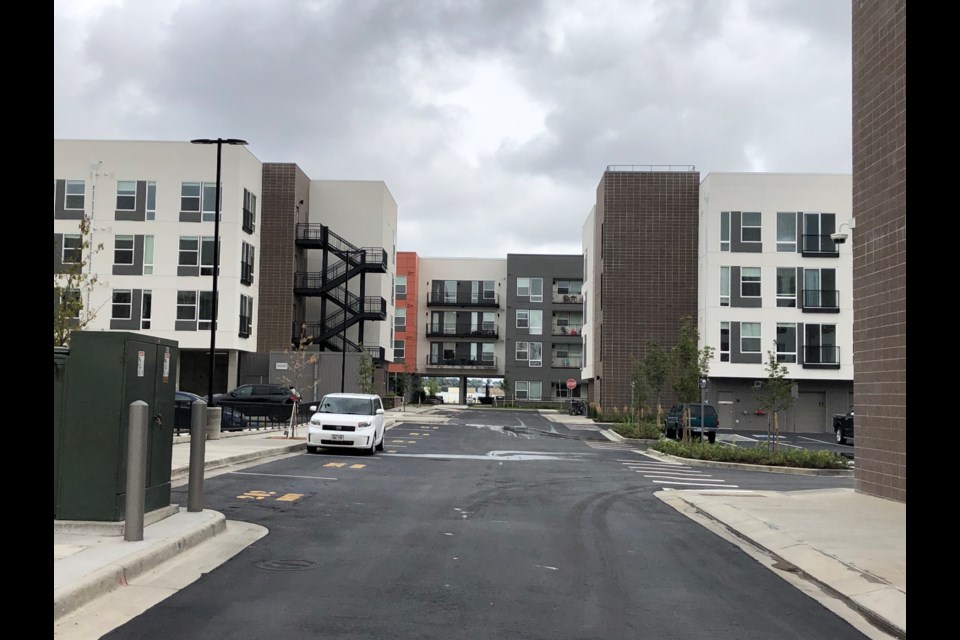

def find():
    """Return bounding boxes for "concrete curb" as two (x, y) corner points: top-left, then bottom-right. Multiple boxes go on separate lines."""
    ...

(665, 493), (905, 639)
(171, 442), (305, 480)
(54, 510), (227, 622)
(641, 447), (854, 476)
(599, 429), (658, 446)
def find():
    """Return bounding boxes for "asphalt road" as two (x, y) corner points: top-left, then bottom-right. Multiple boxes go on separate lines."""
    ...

(103, 408), (868, 640)
(718, 429), (856, 459)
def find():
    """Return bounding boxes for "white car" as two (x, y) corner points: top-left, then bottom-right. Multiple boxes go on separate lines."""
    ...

(306, 393), (386, 455)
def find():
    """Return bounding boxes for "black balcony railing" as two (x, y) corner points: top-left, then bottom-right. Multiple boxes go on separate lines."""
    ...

(803, 345), (840, 368)
(801, 234), (840, 257)
(425, 355), (498, 368)
(425, 323), (498, 338)
(802, 289), (840, 311)
(552, 293), (584, 304)
(242, 208), (255, 234)
(551, 357), (583, 368)
(551, 323), (583, 336)
(426, 293), (499, 307)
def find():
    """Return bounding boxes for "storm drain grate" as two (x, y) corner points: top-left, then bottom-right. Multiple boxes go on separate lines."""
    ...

(255, 559), (319, 571)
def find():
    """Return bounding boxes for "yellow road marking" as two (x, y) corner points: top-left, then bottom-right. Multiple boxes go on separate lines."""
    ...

(349, 464), (366, 469)
(237, 490), (277, 500)
(276, 493), (304, 502)
(408, 432), (420, 436)
(324, 462), (347, 468)
(407, 441), (417, 443)
(387, 450), (398, 453)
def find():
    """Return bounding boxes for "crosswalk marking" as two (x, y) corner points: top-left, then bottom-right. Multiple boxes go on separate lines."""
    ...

(644, 475), (725, 483)
(619, 459), (739, 489)
(654, 480), (740, 488)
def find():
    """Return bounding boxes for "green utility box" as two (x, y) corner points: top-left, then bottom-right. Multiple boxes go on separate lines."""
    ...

(54, 331), (179, 522)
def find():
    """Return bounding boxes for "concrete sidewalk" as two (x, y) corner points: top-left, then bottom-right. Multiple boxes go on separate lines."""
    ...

(55, 406), (905, 638)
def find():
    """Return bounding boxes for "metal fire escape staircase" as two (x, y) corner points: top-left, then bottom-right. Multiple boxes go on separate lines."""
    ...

(293, 223), (388, 358)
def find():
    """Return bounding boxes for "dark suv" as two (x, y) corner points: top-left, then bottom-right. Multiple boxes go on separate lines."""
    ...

(663, 404), (684, 439)
(213, 384), (301, 422)
(666, 403), (720, 444)
(833, 407), (854, 444)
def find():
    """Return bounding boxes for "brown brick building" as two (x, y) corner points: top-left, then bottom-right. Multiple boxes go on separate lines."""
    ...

(588, 166), (700, 411)
(851, 1), (906, 502)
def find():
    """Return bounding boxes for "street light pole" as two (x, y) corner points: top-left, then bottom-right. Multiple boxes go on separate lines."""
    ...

(191, 138), (248, 405)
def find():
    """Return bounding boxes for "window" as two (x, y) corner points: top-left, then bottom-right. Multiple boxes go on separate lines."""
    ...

(777, 212), (796, 252)
(556, 280), (583, 295)
(239, 294), (253, 338)
(720, 322), (730, 362)
(741, 322), (761, 353)
(802, 212), (837, 253)
(483, 280), (495, 300)
(177, 291), (197, 320)
(198, 291), (215, 330)
(516, 310), (529, 329)
(529, 310), (543, 335)
(741, 267), (761, 298)
(62, 235), (82, 264)
(116, 181), (136, 210)
(481, 343), (494, 362)
(776, 267), (797, 307)
(741, 212), (761, 243)
(202, 182), (219, 222)
(179, 237), (199, 267)
(65, 180), (85, 210)
(803, 268), (838, 308)
(529, 342), (543, 367)
(241, 241), (255, 285)
(201, 237), (217, 276)
(516, 341), (529, 361)
(530, 277), (543, 302)
(479, 312), (495, 332)
(720, 267), (730, 307)
(776, 323), (797, 363)
(59, 288), (82, 319)
(143, 236), (154, 275)
(393, 339), (405, 361)
(515, 381), (542, 401)
(805, 324), (838, 364)
(146, 182), (157, 220)
(720, 211), (730, 251)
(442, 280), (457, 303)
(243, 188), (257, 233)
(396, 276), (407, 297)
(114, 236), (134, 265)
(181, 182), (201, 212)
(112, 290), (132, 320)
(517, 277), (530, 297)
(142, 290), (152, 330)
(395, 307), (406, 331)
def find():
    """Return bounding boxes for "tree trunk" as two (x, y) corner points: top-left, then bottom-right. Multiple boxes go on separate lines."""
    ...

(773, 410), (780, 453)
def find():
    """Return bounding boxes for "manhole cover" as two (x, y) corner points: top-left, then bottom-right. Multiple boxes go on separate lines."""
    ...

(255, 559), (319, 571)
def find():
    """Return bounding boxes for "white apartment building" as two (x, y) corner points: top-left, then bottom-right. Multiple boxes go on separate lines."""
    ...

(699, 173), (854, 433)
(54, 139), (263, 393)
(579, 206), (596, 398)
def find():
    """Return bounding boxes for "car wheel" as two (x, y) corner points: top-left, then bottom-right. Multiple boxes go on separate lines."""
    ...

(306, 445), (319, 454)
(665, 427), (676, 440)
(707, 431), (716, 444)
(835, 428), (846, 445)
(367, 436), (377, 456)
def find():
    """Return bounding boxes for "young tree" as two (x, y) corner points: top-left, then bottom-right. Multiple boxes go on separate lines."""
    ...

(754, 341), (795, 452)
(671, 317), (715, 443)
(54, 215), (104, 347)
(357, 351), (375, 394)
(642, 338), (670, 425)
(630, 357), (651, 420)
(426, 377), (440, 398)
(500, 375), (511, 407)
(275, 325), (320, 437)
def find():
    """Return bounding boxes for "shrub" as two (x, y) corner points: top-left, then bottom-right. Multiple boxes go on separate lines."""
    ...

(612, 420), (662, 440)
(650, 439), (850, 469)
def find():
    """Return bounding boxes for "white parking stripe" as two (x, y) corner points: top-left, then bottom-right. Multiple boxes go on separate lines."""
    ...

(634, 469), (707, 476)
(644, 475), (724, 482)
(653, 480), (739, 487)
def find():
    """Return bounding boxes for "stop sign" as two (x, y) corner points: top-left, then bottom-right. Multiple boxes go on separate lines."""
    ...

(566, 378), (578, 390)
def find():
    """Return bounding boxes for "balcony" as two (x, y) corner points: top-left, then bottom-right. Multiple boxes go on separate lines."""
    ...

(552, 292), (583, 304)
(802, 345), (840, 369)
(425, 355), (498, 370)
(801, 234), (839, 257)
(802, 289), (840, 313)
(426, 293), (499, 307)
(551, 323), (582, 337)
(551, 357), (583, 368)
(425, 323), (498, 338)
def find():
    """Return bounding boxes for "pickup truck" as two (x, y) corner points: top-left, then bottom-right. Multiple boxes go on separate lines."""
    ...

(674, 403), (720, 444)
(833, 407), (854, 444)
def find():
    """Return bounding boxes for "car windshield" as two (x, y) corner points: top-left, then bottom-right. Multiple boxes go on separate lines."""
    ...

(318, 397), (374, 415)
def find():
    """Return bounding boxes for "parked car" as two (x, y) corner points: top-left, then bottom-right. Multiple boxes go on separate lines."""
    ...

(174, 391), (249, 433)
(306, 393), (386, 455)
(833, 407), (854, 444)
(672, 403), (720, 444)
(213, 383), (301, 422)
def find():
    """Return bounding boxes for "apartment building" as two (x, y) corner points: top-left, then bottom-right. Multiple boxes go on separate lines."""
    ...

(584, 166), (701, 411)
(852, 0), (906, 502)
(54, 139), (263, 394)
(699, 173), (854, 433)
(504, 254), (585, 405)
(387, 251), (420, 396)
(54, 141), (395, 398)
(416, 258), (507, 402)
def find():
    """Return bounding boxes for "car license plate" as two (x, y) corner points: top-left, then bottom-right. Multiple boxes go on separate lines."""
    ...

(330, 434), (344, 441)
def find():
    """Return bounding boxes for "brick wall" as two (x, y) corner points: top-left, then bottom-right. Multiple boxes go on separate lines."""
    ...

(851, 0), (906, 502)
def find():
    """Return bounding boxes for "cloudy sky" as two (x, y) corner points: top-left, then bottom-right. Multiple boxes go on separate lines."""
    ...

(54, 0), (852, 258)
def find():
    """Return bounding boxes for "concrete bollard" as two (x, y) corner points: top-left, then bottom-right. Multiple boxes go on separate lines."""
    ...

(124, 400), (149, 542)
(206, 406), (222, 440)
(188, 399), (207, 512)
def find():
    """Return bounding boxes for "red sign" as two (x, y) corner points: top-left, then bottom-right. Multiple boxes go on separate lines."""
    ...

(566, 378), (578, 390)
